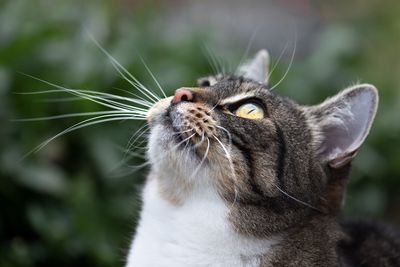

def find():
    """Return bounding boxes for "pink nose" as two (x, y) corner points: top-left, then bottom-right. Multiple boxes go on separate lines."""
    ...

(172, 88), (194, 104)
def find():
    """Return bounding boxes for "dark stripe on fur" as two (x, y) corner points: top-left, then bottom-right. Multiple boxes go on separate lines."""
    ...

(274, 122), (286, 190)
(231, 136), (264, 197)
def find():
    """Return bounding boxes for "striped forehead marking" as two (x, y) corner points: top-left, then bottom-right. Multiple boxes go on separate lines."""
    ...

(219, 92), (256, 105)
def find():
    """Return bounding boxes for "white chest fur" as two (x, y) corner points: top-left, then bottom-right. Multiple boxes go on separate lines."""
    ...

(126, 179), (278, 267)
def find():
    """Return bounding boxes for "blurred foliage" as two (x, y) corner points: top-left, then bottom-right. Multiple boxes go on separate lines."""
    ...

(1, 0), (400, 266)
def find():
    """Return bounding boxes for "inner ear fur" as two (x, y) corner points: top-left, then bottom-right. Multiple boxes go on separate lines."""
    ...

(304, 84), (378, 169)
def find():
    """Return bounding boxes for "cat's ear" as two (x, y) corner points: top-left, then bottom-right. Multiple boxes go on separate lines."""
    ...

(305, 84), (378, 168)
(237, 49), (270, 84)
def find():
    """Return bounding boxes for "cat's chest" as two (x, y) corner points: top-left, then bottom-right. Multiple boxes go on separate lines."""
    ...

(126, 178), (278, 267)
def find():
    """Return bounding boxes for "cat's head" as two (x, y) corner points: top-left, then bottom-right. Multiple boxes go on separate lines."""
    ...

(146, 49), (378, 232)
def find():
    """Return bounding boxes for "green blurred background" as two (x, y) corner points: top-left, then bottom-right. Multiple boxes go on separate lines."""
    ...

(1, 0), (400, 266)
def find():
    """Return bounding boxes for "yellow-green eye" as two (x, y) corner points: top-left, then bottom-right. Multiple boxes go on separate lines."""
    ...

(235, 103), (264, 119)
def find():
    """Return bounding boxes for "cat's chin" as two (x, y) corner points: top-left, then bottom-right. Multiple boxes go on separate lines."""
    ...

(147, 123), (210, 178)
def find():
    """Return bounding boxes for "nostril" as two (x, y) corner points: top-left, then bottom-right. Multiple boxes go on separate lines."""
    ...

(181, 94), (188, 102)
(172, 88), (194, 104)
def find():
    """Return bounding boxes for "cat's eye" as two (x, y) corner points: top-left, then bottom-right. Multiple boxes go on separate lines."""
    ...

(234, 102), (264, 119)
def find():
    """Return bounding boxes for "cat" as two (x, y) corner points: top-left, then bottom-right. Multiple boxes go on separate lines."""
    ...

(125, 50), (400, 267)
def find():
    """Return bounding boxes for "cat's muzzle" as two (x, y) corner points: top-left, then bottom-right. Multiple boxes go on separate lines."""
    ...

(168, 101), (217, 145)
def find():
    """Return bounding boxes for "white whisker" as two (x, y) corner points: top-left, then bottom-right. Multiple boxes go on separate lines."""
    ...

(203, 45), (228, 76)
(213, 135), (239, 206)
(272, 184), (322, 212)
(116, 145), (147, 159)
(139, 56), (167, 98)
(17, 84), (153, 109)
(215, 125), (232, 147)
(113, 87), (153, 106)
(18, 76), (151, 113)
(106, 145), (147, 176)
(170, 132), (196, 152)
(126, 161), (152, 171)
(36, 96), (84, 102)
(192, 132), (206, 149)
(209, 102), (221, 113)
(125, 124), (150, 153)
(126, 124), (150, 147)
(266, 41), (289, 84)
(22, 114), (143, 159)
(235, 28), (259, 74)
(112, 63), (160, 103)
(87, 33), (161, 103)
(269, 34), (297, 91)
(108, 161), (152, 178)
(190, 137), (210, 179)
(202, 44), (220, 75)
(171, 128), (195, 136)
(13, 110), (140, 122)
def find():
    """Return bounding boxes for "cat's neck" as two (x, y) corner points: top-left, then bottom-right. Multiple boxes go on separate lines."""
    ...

(126, 174), (280, 267)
